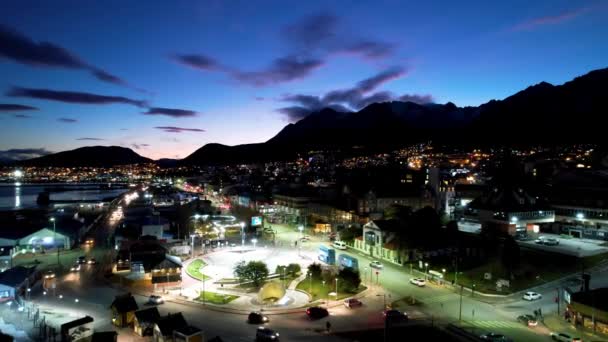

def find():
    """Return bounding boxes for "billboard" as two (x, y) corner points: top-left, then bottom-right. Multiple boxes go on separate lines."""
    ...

(251, 216), (262, 227)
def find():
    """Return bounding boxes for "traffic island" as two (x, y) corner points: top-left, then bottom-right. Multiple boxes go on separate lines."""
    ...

(186, 259), (211, 281)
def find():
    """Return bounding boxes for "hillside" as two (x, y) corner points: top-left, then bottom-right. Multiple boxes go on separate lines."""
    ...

(20, 146), (152, 167)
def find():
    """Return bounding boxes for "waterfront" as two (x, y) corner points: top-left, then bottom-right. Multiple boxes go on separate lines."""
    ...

(0, 184), (128, 210)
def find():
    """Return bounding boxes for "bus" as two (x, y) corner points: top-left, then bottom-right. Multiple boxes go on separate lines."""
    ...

(338, 254), (359, 271)
(318, 245), (336, 265)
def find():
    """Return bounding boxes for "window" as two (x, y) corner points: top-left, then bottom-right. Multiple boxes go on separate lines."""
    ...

(0, 290), (9, 298)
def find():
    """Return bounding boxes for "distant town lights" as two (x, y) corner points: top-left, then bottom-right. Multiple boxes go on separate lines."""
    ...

(13, 170), (23, 178)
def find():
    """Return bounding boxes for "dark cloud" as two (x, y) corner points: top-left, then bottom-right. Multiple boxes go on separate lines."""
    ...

(131, 143), (150, 150)
(0, 104), (39, 111)
(58, 117), (78, 123)
(172, 54), (222, 71)
(233, 55), (323, 86)
(76, 137), (105, 141)
(282, 13), (396, 60)
(278, 67), (432, 122)
(510, 6), (592, 31)
(398, 94), (434, 104)
(0, 148), (53, 161)
(154, 126), (205, 133)
(255, 97), (265, 101)
(143, 107), (198, 118)
(0, 24), (128, 87)
(13, 114), (31, 118)
(7, 87), (147, 107)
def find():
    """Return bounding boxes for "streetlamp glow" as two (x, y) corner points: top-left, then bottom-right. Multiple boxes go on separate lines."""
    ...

(75, 299), (79, 303)
(511, 216), (518, 223)
(252, 238), (258, 249)
(49, 217), (59, 266)
(298, 225), (304, 238)
(576, 213), (584, 220)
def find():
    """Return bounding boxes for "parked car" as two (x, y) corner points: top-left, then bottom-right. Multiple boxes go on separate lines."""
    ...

(248, 312), (269, 324)
(87, 258), (97, 265)
(77, 256), (87, 264)
(332, 241), (347, 250)
(300, 235), (311, 241)
(70, 264), (81, 272)
(344, 298), (363, 308)
(306, 306), (329, 320)
(148, 295), (164, 304)
(543, 238), (560, 246)
(370, 261), (383, 269)
(383, 309), (408, 322)
(550, 332), (582, 342)
(522, 291), (542, 301)
(44, 270), (55, 279)
(409, 278), (426, 287)
(256, 327), (280, 341)
(517, 314), (538, 327)
(480, 332), (508, 341)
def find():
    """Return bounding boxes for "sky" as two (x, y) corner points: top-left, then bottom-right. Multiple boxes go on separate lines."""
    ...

(1, 0), (607, 160)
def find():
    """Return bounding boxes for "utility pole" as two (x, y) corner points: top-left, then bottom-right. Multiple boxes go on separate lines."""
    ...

(459, 284), (463, 321)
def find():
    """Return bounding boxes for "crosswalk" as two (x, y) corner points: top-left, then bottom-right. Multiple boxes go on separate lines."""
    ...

(465, 320), (522, 329)
(419, 294), (455, 305)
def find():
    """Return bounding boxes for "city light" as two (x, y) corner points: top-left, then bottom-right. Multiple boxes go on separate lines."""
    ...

(576, 213), (585, 219)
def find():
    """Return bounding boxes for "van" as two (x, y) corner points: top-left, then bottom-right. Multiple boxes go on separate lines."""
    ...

(333, 241), (347, 250)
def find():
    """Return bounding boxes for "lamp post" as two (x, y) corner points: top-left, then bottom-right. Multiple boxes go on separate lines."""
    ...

(252, 238), (258, 250)
(298, 225), (304, 238)
(322, 280), (326, 305)
(240, 222), (246, 247)
(442, 268), (446, 285)
(335, 278), (339, 301)
(49, 217), (59, 266)
(424, 262), (429, 280)
(190, 234), (196, 259)
(308, 272), (312, 294)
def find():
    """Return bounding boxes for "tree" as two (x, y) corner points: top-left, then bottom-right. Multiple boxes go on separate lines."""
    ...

(501, 235), (521, 279)
(234, 261), (269, 287)
(286, 263), (301, 276)
(307, 263), (322, 280)
(339, 226), (362, 244)
(337, 267), (361, 293)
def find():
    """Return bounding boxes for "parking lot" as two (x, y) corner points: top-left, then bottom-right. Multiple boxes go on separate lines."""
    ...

(519, 233), (608, 257)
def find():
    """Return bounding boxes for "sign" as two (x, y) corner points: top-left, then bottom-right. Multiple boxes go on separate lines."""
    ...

(251, 216), (262, 227)
(418, 261), (423, 269)
(496, 279), (510, 288)
(484, 272), (492, 280)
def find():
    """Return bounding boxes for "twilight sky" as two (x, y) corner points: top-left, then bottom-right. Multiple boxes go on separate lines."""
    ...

(1, 0), (607, 160)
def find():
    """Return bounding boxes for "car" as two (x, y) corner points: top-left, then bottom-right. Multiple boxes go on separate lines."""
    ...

(248, 312), (269, 324)
(522, 291), (542, 301)
(85, 239), (94, 245)
(332, 241), (347, 250)
(344, 298), (363, 308)
(300, 235), (311, 241)
(480, 332), (508, 341)
(409, 278), (426, 287)
(70, 264), (81, 272)
(543, 238), (560, 246)
(370, 261), (383, 269)
(87, 258), (97, 265)
(517, 314), (538, 327)
(550, 332), (582, 342)
(256, 327), (280, 341)
(44, 270), (55, 279)
(148, 295), (164, 304)
(77, 256), (87, 264)
(306, 306), (329, 320)
(383, 309), (408, 322)
(534, 238), (545, 244)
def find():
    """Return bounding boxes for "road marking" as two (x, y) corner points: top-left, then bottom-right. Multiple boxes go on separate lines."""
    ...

(468, 320), (521, 329)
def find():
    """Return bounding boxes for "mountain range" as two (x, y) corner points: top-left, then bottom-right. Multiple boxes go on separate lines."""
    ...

(18, 146), (152, 167)
(14, 67), (608, 167)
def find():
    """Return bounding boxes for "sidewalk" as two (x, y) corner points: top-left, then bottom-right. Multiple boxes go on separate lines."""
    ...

(543, 315), (608, 341)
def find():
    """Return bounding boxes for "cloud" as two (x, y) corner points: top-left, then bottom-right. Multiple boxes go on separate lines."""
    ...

(0, 148), (53, 161)
(143, 107), (199, 118)
(131, 143), (150, 150)
(0, 24), (129, 87)
(76, 137), (105, 141)
(58, 117), (78, 123)
(510, 6), (592, 31)
(13, 114), (32, 118)
(172, 54), (223, 71)
(154, 126), (205, 133)
(7, 87), (147, 107)
(282, 13), (395, 60)
(255, 97), (265, 101)
(120, 128), (129, 131)
(278, 67), (433, 121)
(0, 104), (39, 111)
(233, 55), (323, 86)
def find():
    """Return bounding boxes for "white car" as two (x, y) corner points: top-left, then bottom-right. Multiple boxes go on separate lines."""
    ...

(410, 278), (426, 287)
(522, 291), (542, 301)
(370, 261), (383, 269)
(550, 332), (581, 342)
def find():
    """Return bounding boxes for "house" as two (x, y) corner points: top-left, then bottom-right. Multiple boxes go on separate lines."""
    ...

(353, 220), (403, 265)
(134, 307), (161, 336)
(0, 265), (39, 302)
(60, 316), (94, 342)
(567, 287), (608, 334)
(110, 293), (139, 327)
(154, 313), (203, 342)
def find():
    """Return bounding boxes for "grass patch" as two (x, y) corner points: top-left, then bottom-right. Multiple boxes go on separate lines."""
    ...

(195, 291), (239, 305)
(296, 277), (366, 301)
(186, 259), (211, 281)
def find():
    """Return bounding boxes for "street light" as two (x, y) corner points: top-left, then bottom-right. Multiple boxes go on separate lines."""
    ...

(576, 213), (585, 220)
(308, 272), (312, 294)
(252, 238), (258, 249)
(335, 278), (339, 301)
(322, 280), (326, 305)
(424, 262), (429, 280)
(190, 234), (196, 259)
(75, 299), (79, 303)
(240, 222), (246, 247)
(298, 225), (304, 238)
(49, 217), (60, 266)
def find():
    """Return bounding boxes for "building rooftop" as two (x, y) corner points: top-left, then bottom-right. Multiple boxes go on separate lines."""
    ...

(156, 312), (188, 336)
(571, 288), (608, 312)
(0, 265), (37, 287)
(134, 307), (161, 323)
(111, 293), (139, 313)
